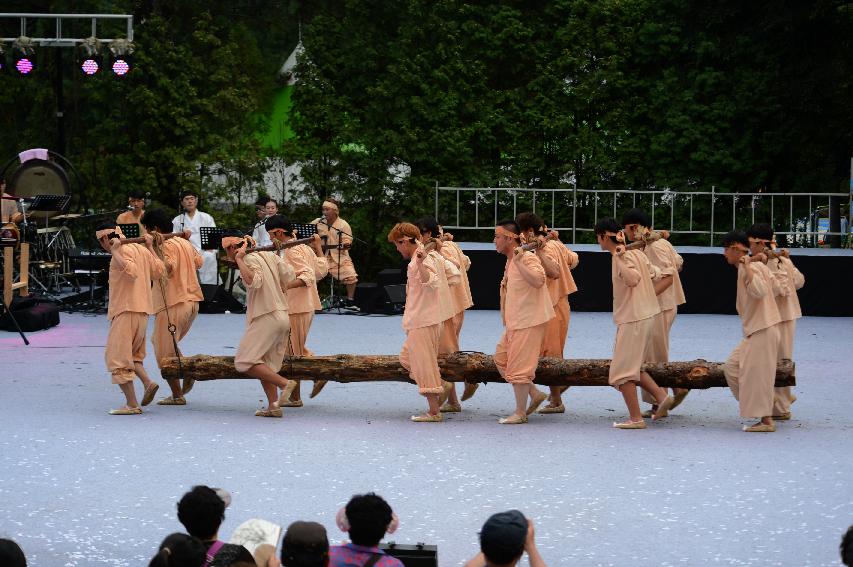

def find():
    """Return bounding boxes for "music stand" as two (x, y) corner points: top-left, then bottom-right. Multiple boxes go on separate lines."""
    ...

(117, 223), (140, 239)
(28, 195), (71, 229)
(291, 223), (318, 240)
(200, 227), (225, 251)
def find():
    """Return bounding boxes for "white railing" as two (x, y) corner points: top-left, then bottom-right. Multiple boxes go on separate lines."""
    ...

(434, 185), (851, 246)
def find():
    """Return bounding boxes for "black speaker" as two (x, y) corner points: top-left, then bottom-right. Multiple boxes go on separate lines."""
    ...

(377, 268), (404, 287)
(199, 284), (245, 314)
(353, 282), (384, 313)
(0, 297), (60, 332)
(379, 543), (437, 567)
(384, 284), (406, 305)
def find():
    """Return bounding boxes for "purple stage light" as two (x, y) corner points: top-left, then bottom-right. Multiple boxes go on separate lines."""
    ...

(16, 58), (34, 75)
(112, 59), (130, 76)
(81, 59), (99, 75)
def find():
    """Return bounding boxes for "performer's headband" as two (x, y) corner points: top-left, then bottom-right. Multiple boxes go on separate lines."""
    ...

(96, 226), (124, 240)
(322, 200), (339, 212)
(603, 230), (626, 243)
(748, 236), (776, 247)
(495, 226), (519, 239)
(726, 243), (750, 253)
(222, 236), (249, 249)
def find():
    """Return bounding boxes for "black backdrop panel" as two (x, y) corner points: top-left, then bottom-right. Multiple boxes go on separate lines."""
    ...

(464, 249), (852, 316)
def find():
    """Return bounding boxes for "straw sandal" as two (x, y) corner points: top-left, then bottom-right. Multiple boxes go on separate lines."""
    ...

(140, 383), (160, 407)
(156, 396), (186, 406)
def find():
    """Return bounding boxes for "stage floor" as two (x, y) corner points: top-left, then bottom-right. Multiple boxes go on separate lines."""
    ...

(2, 311), (851, 566)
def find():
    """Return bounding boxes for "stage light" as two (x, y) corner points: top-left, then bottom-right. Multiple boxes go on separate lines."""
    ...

(12, 37), (36, 75)
(109, 39), (134, 76)
(77, 37), (102, 76)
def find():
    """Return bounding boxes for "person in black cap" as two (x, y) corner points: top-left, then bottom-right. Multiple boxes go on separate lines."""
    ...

(280, 521), (329, 567)
(463, 510), (546, 567)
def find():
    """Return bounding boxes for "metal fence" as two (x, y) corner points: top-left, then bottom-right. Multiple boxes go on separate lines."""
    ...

(434, 185), (851, 246)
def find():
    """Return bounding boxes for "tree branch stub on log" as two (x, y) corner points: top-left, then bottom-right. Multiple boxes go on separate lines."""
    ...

(160, 353), (795, 389)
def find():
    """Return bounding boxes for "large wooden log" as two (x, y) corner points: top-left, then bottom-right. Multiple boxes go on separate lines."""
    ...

(161, 353), (795, 389)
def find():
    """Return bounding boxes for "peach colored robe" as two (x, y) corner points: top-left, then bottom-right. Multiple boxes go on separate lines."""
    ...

(538, 240), (579, 358)
(494, 251), (555, 384)
(104, 244), (165, 383)
(399, 246), (444, 395)
(151, 237), (203, 368)
(234, 252), (295, 373)
(312, 217), (358, 284)
(607, 250), (662, 387)
(768, 256), (804, 415)
(723, 262), (783, 418)
(283, 244), (323, 357)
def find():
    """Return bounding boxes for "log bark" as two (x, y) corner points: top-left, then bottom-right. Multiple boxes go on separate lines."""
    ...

(161, 353), (795, 389)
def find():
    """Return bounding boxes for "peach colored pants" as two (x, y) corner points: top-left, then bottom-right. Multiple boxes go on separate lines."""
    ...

(540, 296), (570, 357)
(234, 311), (291, 373)
(494, 322), (548, 384)
(327, 256), (358, 285)
(400, 324), (443, 395)
(105, 311), (148, 385)
(724, 324), (780, 419)
(608, 317), (655, 388)
(288, 311), (315, 357)
(641, 308), (677, 403)
(452, 311), (465, 343)
(152, 302), (199, 369)
(773, 319), (796, 415)
(438, 317), (458, 355)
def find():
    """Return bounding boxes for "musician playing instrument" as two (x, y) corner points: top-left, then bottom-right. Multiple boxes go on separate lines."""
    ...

(516, 212), (579, 415)
(492, 219), (555, 425)
(251, 196), (278, 248)
(96, 222), (165, 415)
(388, 222), (446, 422)
(311, 198), (359, 308)
(721, 230), (783, 432)
(746, 223), (804, 421)
(222, 231), (295, 417)
(620, 208), (688, 417)
(265, 215), (329, 407)
(116, 189), (148, 236)
(0, 179), (25, 224)
(595, 218), (673, 429)
(172, 190), (218, 285)
(416, 217), (471, 412)
(140, 209), (203, 406)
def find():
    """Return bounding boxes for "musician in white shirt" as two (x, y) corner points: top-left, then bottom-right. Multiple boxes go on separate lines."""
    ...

(251, 196), (277, 248)
(171, 190), (219, 285)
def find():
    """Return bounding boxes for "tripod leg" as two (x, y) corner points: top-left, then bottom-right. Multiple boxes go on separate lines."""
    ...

(1, 302), (30, 346)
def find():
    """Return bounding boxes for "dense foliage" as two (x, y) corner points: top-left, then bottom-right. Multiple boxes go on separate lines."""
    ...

(1, 1), (851, 273)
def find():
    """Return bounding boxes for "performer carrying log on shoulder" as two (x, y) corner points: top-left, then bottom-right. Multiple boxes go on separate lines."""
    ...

(415, 218), (464, 412)
(595, 218), (674, 429)
(265, 214), (329, 407)
(388, 222), (447, 422)
(516, 212), (579, 415)
(140, 209), (203, 405)
(492, 219), (555, 424)
(620, 208), (688, 417)
(222, 231), (295, 418)
(745, 223), (804, 422)
(96, 222), (165, 415)
(721, 231), (783, 432)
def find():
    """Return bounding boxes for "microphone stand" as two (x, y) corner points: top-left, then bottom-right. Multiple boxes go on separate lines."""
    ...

(316, 217), (368, 312)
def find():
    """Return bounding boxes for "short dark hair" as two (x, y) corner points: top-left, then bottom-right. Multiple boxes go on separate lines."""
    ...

(621, 208), (652, 228)
(841, 525), (853, 566)
(415, 217), (440, 237)
(265, 214), (293, 234)
(177, 485), (225, 540)
(128, 189), (146, 200)
(255, 194), (272, 208)
(148, 533), (206, 567)
(0, 539), (26, 567)
(746, 223), (774, 241)
(141, 208), (173, 234)
(496, 218), (521, 237)
(594, 218), (621, 240)
(345, 493), (393, 547)
(280, 521), (329, 567)
(479, 511), (527, 565)
(180, 190), (199, 200)
(721, 230), (749, 248)
(516, 212), (545, 234)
